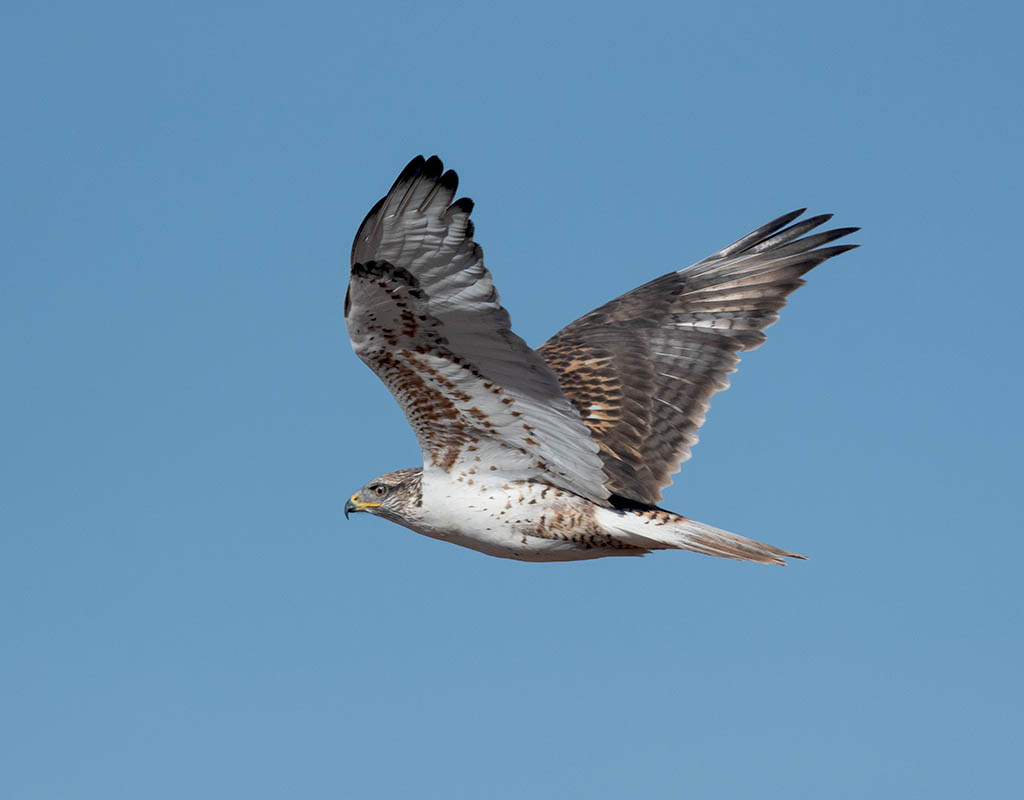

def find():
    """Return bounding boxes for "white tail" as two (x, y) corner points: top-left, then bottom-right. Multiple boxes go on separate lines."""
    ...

(597, 506), (805, 566)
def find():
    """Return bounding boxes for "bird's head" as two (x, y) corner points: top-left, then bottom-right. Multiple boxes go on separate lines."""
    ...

(344, 467), (422, 523)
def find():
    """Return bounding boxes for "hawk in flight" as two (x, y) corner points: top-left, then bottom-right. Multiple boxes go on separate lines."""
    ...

(344, 156), (857, 563)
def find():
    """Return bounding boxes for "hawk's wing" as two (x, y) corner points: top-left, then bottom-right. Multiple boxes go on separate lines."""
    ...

(539, 210), (858, 506)
(346, 156), (609, 505)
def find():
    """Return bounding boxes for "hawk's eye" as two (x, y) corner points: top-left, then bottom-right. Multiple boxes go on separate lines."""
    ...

(372, 484), (388, 498)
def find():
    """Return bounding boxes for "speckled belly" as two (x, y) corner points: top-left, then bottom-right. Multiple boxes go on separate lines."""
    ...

(410, 477), (646, 561)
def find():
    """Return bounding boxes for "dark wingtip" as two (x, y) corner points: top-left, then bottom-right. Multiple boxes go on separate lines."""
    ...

(817, 243), (860, 259)
(397, 155), (426, 182)
(422, 155), (444, 178)
(765, 208), (808, 231)
(439, 168), (459, 192)
(450, 196), (474, 214)
(828, 226), (861, 239)
(385, 156), (428, 197)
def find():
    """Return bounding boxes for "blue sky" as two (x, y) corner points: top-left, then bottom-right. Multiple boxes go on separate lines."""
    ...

(3, 1), (1022, 797)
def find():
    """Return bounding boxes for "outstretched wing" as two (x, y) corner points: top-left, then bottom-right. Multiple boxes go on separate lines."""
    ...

(539, 210), (858, 506)
(346, 156), (608, 505)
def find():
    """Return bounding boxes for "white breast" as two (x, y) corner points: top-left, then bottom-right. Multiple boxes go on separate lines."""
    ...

(393, 470), (638, 562)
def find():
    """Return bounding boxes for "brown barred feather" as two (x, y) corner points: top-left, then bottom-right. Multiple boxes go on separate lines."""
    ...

(539, 211), (858, 506)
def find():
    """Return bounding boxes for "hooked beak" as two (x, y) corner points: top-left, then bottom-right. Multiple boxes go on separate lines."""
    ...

(345, 493), (380, 519)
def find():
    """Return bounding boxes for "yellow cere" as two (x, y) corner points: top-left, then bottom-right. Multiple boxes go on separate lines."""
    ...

(350, 492), (381, 509)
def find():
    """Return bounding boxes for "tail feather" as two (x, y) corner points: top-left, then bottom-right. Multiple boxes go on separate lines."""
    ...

(598, 507), (805, 566)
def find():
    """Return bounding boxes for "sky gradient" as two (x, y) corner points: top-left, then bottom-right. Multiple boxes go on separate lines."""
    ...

(3, 2), (1022, 798)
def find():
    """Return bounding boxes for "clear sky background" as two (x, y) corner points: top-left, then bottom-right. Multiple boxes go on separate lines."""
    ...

(3, 2), (1022, 798)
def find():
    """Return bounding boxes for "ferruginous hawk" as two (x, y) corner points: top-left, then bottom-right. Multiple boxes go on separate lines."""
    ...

(343, 156), (857, 564)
